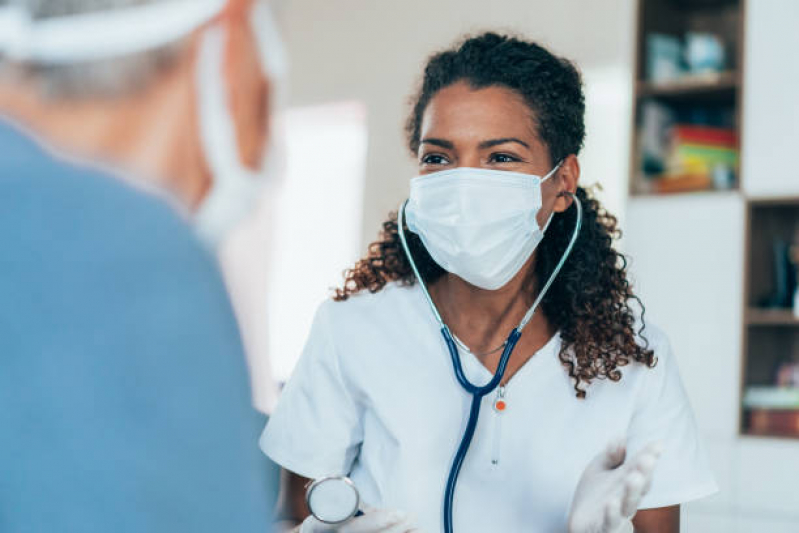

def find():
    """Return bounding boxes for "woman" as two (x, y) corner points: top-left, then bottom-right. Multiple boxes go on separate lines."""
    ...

(261, 33), (716, 532)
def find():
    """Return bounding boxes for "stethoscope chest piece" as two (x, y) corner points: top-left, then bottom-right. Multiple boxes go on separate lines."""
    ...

(305, 476), (361, 525)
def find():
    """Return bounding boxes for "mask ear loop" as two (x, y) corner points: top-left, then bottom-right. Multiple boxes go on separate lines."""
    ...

(538, 158), (567, 232)
(540, 159), (564, 183)
(397, 202), (445, 326)
(517, 190), (582, 331)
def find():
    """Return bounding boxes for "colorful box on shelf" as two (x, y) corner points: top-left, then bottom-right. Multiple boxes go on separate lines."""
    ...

(668, 126), (738, 173)
(747, 409), (799, 437)
(650, 173), (712, 194)
(672, 125), (737, 147)
(649, 125), (739, 193)
(744, 387), (799, 437)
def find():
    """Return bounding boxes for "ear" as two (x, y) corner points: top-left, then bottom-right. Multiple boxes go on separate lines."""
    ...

(224, 0), (253, 18)
(223, 0), (272, 169)
(551, 154), (580, 213)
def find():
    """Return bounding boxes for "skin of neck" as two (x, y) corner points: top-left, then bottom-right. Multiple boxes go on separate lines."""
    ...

(430, 250), (554, 358)
(0, 52), (210, 208)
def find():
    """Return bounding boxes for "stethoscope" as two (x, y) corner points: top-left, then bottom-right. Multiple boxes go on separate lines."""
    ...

(303, 193), (583, 532)
(396, 191), (583, 533)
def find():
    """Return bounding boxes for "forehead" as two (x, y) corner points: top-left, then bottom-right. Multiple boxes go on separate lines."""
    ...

(419, 81), (539, 144)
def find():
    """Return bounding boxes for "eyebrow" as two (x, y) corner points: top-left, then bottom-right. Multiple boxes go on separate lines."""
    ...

(420, 138), (454, 149)
(478, 137), (530, 149)
(419, 137), (531, 150)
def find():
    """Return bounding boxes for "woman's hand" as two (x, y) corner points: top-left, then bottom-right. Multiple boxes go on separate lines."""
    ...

(299, 506), (420, 532)
(567, 440), (663, 533)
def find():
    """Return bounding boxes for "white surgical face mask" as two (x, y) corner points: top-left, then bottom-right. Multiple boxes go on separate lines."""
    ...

(405, 164), (561, 291)
(193, 0), (288, 248)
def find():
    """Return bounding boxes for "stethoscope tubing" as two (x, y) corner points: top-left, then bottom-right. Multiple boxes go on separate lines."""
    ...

(397, 192), (583, 533)
(441, 327), (522, 533)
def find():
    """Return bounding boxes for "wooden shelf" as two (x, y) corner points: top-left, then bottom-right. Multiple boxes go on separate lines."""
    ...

(746, 309), (799, 327)
(636, 71), (738, 101)
(747, 196), (799, 208)
(741, 431), (799, 441)
(630, 188), (737, 198)
(668, 0), (739, 9)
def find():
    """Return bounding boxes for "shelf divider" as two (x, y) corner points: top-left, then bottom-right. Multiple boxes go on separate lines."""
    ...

(746, 308), (799, 327)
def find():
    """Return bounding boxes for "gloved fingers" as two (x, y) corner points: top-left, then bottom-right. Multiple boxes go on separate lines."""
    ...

(602, 437), (628, 470)
(372, 511), (419, 533)
(620, 470), (647, 518)
(585, 437), (627, 475)
(336, 508), (410, 533)
(299, 515), (333, 533)
(377, 519), (420, 533)
(602, 496), (624, 532)
(624, 441), (663, 487)
(637, 453), (658, 496)
(635, 441), (664, 467)
(615, 518), (635, 533)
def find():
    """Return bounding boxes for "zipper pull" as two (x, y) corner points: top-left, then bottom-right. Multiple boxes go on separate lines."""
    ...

(491, 385), (506, 466)
(493, 385), (507, 413)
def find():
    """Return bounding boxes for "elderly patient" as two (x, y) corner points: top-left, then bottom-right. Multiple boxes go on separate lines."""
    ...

(0, 1), (279, 531)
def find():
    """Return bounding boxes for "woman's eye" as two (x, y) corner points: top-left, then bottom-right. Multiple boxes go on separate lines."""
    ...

(489, 153), (520, 164)
(420, 154), (450, 165)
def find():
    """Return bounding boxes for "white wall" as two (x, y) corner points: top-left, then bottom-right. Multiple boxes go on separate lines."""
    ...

(278, 0), (637, 248)
(741, 0), (799, 198)
(222, 101), (368, 413)
(624, 192), (749, 529)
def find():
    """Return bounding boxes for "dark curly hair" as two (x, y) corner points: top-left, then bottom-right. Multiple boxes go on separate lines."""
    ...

(335, 32), (656, 398)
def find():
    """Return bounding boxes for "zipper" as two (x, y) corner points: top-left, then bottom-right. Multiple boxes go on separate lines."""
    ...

(491, 385), (507, 466)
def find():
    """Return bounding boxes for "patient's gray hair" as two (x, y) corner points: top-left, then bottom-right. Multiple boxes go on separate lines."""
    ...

(1, 0), (190, 99)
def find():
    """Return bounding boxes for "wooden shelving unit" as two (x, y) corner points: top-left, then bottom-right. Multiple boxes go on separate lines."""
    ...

(630, 0), (743, 196)
(631, 2), (799, 441)
(741, 198), (799, 438)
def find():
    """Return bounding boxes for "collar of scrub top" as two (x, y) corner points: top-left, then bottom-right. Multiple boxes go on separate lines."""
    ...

(0, 0), (226, 64)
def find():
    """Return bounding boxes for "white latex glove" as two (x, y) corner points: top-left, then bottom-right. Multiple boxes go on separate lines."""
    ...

(299, 506), (420, 533)
(567, 440), (663, 533)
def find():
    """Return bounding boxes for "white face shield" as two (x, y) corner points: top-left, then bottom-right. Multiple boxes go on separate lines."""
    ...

(0, 0), (289, 249)
(0, 0), (227, 64)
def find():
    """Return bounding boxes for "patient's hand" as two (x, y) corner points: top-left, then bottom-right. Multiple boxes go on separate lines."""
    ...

(567, 440), (663, 533)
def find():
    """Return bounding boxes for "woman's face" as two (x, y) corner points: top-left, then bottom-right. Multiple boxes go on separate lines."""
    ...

(416, 81), (575, 227)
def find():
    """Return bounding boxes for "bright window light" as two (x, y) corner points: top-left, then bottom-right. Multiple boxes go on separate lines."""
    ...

(222, 101), (368, 412)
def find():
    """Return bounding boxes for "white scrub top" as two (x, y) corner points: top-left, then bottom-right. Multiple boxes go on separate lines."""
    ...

(261, 283), (717, 532)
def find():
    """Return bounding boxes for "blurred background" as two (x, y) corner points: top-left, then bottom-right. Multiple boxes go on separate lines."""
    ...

(223, 0), (799, 531)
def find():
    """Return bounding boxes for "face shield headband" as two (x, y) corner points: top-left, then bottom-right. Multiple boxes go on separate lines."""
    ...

(0, 0), (226, 64)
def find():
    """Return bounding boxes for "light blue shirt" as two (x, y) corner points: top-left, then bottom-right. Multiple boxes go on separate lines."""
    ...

(0, 119), (274, 532)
